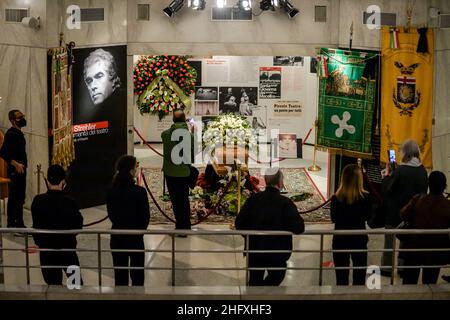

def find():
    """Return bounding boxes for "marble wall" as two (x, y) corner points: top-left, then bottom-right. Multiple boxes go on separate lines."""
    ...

(60, 0), (127, 47)
(0, 45), (49, 207)
(430, 0), (450, 182)
(338, 0), (429, 50)
(127, 0), (339, 56)
(0, 0), (52, 206)
(0, 0), (47, 48)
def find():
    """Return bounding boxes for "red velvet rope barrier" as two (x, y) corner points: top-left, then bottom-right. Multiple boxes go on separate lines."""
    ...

(83, 216), (109, 227)
(298, 198), (332, 214)
(133, 127), (164, 157)
(141, 170), (234, 226)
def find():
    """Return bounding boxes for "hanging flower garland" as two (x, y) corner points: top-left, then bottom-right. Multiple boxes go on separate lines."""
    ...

(133, 55), (197, 119)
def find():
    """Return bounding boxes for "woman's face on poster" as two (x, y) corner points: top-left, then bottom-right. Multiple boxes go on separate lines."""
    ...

(84, 60), (115, 105)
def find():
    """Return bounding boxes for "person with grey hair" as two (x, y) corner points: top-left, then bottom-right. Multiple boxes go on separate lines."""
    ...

(380, 139), (428, 276)
(235, 169), (305, 286)
(83, 49), (121, 105)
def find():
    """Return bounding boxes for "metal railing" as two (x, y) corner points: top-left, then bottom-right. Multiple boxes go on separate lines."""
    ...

(0, 228), (449, 287)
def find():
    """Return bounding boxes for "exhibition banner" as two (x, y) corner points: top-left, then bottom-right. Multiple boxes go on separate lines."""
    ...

(380, 27), (433, 168)
(67, 45), (127, 208)
(273, 101), (302, 117)
(47, 48), (76, 170)
(317, 48), (377, 158)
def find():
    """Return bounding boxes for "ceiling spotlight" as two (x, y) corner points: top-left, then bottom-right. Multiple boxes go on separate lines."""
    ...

(279, 0), (299, 18)
(216, 0), (227, 8)
(260, 0), (277, 11)
(237, 0), (252, 11)
(188, 0), (206, 10)
(163, 0), (185, 18)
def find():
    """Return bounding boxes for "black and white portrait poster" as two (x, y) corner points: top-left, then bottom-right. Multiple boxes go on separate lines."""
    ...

(68, 45), (127, 208)
(218, 87), (258, 116)
(259, 67), (281, 99)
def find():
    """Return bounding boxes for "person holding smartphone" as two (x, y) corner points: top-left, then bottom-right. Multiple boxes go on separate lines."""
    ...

(380, 139), (428, 276)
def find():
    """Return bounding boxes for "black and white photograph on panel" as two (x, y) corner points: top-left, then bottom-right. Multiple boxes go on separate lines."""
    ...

(195, 86), (218, 101)
(219, 86), (258, 116)
(195, 101), (219, 116)
(259, 67), (281, 99)
(273, 56), (304, 67)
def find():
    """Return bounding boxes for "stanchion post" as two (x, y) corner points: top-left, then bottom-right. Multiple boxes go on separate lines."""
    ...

(308, 120), (322, 172)
(36, 164), (42, 195)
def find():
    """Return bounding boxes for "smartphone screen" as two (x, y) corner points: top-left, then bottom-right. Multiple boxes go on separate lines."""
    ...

(388, 149), (396, 163)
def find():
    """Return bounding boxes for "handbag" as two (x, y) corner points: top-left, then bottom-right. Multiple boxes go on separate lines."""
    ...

(188, 166), (199, 189)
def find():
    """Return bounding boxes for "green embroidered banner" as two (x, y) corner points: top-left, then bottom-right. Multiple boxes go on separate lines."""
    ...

(317, 48), (377, 158)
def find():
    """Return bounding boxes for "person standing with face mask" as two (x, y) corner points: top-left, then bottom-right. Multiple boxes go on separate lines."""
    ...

(0, 109), (28, 229)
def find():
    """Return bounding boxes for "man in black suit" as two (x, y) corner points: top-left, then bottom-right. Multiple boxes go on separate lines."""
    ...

(0, 109), (28, 229)
(31, 165), (83, 285)
(235, 169), (305, 286)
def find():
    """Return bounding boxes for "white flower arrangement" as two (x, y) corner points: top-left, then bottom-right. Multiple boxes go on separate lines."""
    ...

(202, 115), (258, 151)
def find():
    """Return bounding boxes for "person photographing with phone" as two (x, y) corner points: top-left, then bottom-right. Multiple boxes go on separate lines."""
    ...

(380, 139), (428, 276)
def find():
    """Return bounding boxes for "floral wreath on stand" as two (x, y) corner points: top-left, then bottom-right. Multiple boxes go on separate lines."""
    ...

(133, 55), (197, 119)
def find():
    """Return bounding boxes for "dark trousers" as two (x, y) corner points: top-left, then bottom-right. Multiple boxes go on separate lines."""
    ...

(165, 175), (191, 230)
(111, 236), (145, 286)
(402, 252), (443, 285)
(40, 250), (82, 285)
(248, 254), (287, 286)
(7, 172), (26, 228)
(333, 238), (368, 286)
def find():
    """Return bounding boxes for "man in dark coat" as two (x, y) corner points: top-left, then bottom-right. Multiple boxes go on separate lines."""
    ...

(31, 165), (84, 285)
(235, 169), (305, 286)
(380, 139), (428, 275)
(0, 109), (28, 228)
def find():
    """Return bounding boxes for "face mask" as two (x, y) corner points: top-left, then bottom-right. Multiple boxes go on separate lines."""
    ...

(16, 118), (27, 128)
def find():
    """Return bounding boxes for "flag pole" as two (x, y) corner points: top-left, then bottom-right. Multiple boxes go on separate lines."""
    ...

(349, 22), (354, 51)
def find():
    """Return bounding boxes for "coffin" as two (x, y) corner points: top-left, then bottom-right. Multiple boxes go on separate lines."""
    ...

(212, 145), (249, 176)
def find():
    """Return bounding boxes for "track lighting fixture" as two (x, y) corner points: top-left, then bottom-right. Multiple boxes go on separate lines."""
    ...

(163, 0), (185, 18)
(260, 0), (277, 11)
(279, 0), (299, 18)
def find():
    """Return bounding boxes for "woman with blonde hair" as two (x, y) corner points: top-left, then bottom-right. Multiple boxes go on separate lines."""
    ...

(331, 164), (373, 285)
